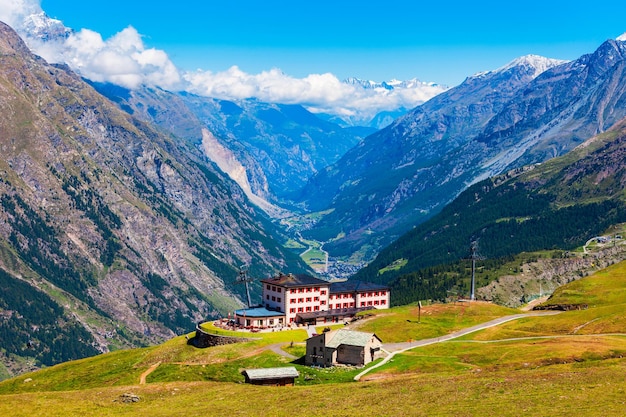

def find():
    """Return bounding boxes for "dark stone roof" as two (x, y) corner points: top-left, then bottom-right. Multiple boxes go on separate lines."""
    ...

(260, 273), (329, 288)
(329, 280), (389, 294)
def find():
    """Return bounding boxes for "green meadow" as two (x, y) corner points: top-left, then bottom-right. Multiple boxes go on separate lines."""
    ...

(1, 262), (625, 416)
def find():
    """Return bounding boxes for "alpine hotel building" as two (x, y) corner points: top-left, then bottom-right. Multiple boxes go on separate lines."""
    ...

(235, 273), (390, 328)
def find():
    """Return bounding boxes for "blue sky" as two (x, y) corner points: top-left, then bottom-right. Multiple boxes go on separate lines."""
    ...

(40, 0), (626, 86)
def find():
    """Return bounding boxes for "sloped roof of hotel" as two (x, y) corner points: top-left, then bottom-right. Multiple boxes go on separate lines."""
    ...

(329, 280), (389, 294)
(261, 273), (328, 288)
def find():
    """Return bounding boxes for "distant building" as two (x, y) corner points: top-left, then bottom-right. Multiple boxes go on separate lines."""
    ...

(242, 367), (299, 386)
(234, 273), (390, 328)
(305, 329), (384, 367)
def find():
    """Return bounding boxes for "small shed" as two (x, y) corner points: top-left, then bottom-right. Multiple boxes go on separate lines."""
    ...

(242, 366), (299, 386)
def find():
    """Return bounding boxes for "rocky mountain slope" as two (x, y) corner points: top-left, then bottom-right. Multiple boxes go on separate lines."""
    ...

(0, 22), (307, 375)
(353, 116), (626, 304)
(89, 83), (368, 207)
(298, 42), (626, 261)
(295, 55), (565, 258)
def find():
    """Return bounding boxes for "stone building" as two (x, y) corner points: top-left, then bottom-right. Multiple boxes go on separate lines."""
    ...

(305, 329), (384, 367)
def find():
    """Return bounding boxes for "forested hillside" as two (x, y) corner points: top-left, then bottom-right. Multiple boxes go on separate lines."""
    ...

(353, 118), (626, 305)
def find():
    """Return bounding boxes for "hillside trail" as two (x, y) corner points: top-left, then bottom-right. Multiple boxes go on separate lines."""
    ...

(139, 361), (161, 385)
(356, 311), (561, 381)
(521, 296), (550, 311)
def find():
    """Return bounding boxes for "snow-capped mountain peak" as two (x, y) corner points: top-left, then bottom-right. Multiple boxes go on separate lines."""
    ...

(617, 32), (626, 42)
(343, 77), (444, 91)
(471, 54), (568, 80)
(20, 11), (72, 42)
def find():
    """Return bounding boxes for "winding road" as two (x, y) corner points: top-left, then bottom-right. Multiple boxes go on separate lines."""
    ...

(355, 311), (561, 381)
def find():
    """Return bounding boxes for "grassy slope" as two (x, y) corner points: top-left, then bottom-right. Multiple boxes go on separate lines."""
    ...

(0, 261), (625, 415)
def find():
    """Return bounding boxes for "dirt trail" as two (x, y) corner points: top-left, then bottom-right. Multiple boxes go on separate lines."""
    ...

(139, 361), (161, 385)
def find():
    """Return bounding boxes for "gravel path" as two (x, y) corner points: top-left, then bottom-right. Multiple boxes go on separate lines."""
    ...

(355, 311), (561, 381)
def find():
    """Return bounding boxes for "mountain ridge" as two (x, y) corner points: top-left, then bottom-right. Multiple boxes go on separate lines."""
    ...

(296, 38), (626, 262)
(0, 21), (307, 376)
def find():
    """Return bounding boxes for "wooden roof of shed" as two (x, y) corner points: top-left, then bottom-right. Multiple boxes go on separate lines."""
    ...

(242, 366), (299, 380)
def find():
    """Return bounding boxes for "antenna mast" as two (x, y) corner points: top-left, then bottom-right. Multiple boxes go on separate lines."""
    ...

(237, 266), (254, 308)
(469, 239), (483, 301)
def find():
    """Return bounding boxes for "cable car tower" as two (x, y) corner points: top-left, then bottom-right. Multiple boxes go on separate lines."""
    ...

(237, 265), (254, 308)
(469, 239), (484, 301)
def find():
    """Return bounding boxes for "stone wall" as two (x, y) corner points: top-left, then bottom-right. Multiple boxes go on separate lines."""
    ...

(187, 323), (252, 348)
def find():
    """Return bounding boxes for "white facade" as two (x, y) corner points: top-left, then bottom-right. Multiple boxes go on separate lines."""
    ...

(255, 273), (390, 325)
(262, 276), (330, 323)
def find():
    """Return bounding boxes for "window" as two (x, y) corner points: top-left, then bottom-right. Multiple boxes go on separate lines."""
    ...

(306, 307), (312, 312)
(381, 291), (386, 296)
(271, 296), (276, 301)
(290, 308), (295, 313)
(314, 287), (319, 292)
(368, 301), (373, 306)
(306, 287), (312, 292)
(381, 300), (387, 305)
(320, 300), (326, 305)
(314, 306), (319, 311)
(277, 298), (281, 303)
(374, 292), (379, 296)
(272, 286), (276, 291)
(298, 288), (304, 293)
(314, 297), (319, 301)
(266, 285), (270, 290)
(291, 289), (296, 294)
(306, 297), (312, 302)
(266, 295), (269, 300)
(298, 298), (304, 303)
(361, 302), (366, 307)
(329, 304), (333, 309)
(277, 288), (281, 293)
(290, 298), (296, 304)
(298, 307), (303, 313)
(374, 300), (379, 305)
(320, 290), (326, 295)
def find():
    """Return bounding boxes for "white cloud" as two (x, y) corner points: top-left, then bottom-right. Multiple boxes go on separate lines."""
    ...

(58, 26), (182, 90)
(184, 67), (445, 122)
(0, 0), (445, 123)
(0, 0), (41, 26)
(0, 1), (182, 90)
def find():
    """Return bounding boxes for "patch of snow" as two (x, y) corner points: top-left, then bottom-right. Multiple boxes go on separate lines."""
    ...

(617, 32), (626, 42)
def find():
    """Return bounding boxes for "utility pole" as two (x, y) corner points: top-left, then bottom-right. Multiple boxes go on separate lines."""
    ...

(237, 266), (254, 308)
(469, 240), (483, 301)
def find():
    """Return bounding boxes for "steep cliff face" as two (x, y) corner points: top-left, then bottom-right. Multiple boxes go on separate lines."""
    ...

(0, 22), (307, 374)
(89, 84), (366, 206)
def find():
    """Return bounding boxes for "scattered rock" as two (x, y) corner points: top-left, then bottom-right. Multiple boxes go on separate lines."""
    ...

(23, 378), (32, 383)
(119, 393), (140, 403)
